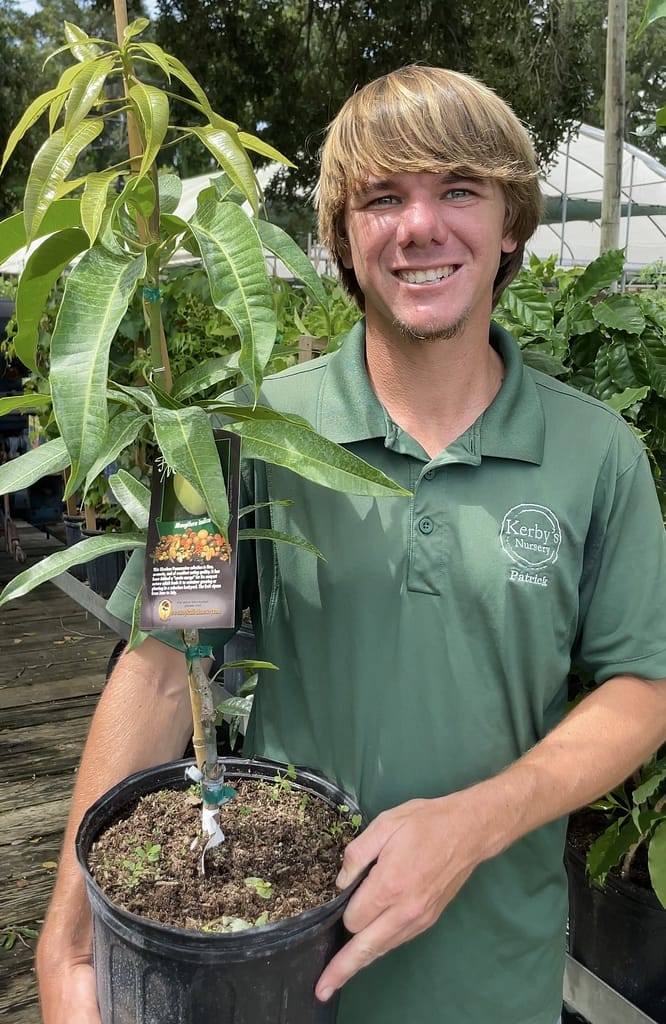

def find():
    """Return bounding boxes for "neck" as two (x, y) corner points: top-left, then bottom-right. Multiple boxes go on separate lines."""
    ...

(364, 320), (503, 458)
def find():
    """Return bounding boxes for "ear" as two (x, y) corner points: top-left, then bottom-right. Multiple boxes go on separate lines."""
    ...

(335, 216), (354, 269)
(501, 233), (518, 255)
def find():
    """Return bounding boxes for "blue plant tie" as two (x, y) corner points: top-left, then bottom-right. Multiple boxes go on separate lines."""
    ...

(185, 644), (214, 661)
(143, 285), (161, 303)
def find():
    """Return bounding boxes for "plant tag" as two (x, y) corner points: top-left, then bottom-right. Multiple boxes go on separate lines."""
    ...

(140, 430), (241, 630)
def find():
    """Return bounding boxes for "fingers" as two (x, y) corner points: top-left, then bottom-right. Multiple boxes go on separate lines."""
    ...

(315, 902), (428, 1001)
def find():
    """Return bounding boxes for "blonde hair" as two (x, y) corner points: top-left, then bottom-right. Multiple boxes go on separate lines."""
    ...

(316, 65), (542, 307)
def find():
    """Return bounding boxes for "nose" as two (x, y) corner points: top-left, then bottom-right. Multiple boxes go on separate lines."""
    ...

(395, 198), (446, 249)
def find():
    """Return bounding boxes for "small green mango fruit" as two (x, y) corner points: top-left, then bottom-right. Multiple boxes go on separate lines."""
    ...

(173, 473), (207, 516)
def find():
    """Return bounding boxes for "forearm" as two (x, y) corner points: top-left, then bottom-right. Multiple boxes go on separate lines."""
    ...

(37, 637), (193, 959)
(468, 673), (666, 864)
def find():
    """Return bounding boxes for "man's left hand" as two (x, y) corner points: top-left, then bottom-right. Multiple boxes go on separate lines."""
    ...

(315, 794), (481, 1001)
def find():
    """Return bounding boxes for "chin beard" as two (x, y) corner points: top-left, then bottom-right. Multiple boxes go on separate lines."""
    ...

(392, 311), (469, 344)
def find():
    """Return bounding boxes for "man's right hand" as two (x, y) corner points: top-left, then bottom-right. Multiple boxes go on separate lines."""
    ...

(35, 637), (195, 1024)
(36, 951), (100, 1024)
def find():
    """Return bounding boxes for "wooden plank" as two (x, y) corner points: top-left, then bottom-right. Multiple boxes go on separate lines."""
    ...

(0, 773), (77, 815)
(0, 939), (41, 1018)
(0, 690), (101, 724)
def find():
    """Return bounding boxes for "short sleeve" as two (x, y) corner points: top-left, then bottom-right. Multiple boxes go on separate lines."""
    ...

(574, 427), (666, 683)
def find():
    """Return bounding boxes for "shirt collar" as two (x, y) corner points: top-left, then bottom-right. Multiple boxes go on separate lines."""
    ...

(316, 319), (544, 465)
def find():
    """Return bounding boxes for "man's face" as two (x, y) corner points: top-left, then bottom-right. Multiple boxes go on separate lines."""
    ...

(341, 171), (517, 344)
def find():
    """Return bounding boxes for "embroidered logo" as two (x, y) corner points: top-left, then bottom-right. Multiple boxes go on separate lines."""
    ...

(500, 504), (562, 587)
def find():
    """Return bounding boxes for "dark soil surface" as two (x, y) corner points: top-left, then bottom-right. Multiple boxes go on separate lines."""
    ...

(567, 807), (652, 891)
(87, 778), (359, 933)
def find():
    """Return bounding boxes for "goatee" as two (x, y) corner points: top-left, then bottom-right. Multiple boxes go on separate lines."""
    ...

(392, 312), (469, 344)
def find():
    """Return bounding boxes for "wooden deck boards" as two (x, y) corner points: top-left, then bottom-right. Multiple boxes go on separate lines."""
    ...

(0, 521), (120, 1022)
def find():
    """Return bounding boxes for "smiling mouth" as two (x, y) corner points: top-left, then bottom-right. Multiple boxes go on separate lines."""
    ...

(396, 266), (459, 284)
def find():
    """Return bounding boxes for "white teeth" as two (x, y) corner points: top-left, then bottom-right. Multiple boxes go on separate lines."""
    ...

(398, 266), (457, 284)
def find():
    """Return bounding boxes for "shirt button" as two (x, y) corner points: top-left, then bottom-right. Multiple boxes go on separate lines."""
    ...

(424, 470), (435, 480)
(418, 517), (434, 534)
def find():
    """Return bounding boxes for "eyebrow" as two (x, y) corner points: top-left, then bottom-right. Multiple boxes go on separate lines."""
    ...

(353, 172), (485, 197)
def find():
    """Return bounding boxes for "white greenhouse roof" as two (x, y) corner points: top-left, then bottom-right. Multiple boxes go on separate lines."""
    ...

(527, 123), (666, 269)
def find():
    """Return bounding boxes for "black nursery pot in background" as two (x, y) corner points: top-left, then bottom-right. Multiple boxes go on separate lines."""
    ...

(63, 514), (87, 582)
(76, 758), (366, 1024)
(566, 844), (666, 1022)
(81, 527), (127, 598)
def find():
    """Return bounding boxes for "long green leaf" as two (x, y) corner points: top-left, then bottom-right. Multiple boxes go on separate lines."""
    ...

(190, 199), (276, 398)
(0, 394), (51, 417)
(237, 132), (294, 167)
(256, 219), (330, 325)
(50, 247), (147, 494)
(63, 21), (103, 62)
(226, 418), (412, 497)
(24, 121), (103, 243)
(637, 0), (666, 35)
(14, 228), (89, 372)
(123, 18), (150, 43)
(107, 469), (151, 530)
(82, 409), (150, 497)
(648, 821), (666, 908)
(1, 83), (72, 173)
(0, 438), (69, 496)
(238, 527), (324, 559)
(171, 353), (240, 401)
(0, 533), (145, 608)
(64, 55), (115, 139)
(0, 200), (81, 268)
(188, 127), (258, 211)
(129, 83), (170, 177)
(81, 170), (120, 245)
(152, 406), (230, 534)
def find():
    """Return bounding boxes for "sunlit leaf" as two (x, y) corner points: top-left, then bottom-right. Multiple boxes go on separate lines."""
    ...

(63, 21), (103, 62)
(50, 247), (147, 494)
(129, 83), (170, 177)
(188, 126), (258, 211)
(0, 394), (51, 418)
(238, 527), (324, 559)
(226, 417), (412, 497)
(14, 228), (89, 372)
(152, 406), (230, 534)
(81, 170), (120, 245)
(256, 219), (330, 327)
(237, 132), (294, 167)
(0, 533), (146, 607)
(107, 469), (151, 530)
(171, 353), (240, 401)
(1, 84), (71, 173)
(24, 121), (103, 242)
(82, 409), (150, 498)
(0, 438), (69, 496)
(190, 198), (276, 397)
(63, 55), (115, 139)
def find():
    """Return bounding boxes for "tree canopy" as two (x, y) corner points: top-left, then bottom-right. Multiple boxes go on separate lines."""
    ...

(153, 0), (600, 199)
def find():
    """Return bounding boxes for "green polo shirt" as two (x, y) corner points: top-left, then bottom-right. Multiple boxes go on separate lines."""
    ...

(109, 320), (666, 1024)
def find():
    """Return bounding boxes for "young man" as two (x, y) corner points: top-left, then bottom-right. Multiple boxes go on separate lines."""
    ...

(37, 67), (666, 1024)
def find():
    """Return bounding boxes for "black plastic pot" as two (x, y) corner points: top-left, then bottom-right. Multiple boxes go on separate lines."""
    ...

(566, 843), (666, 1022)
(81, 528), (127, 598)
(76, 757), (366, 1024)
(63, 514), (87, 582)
